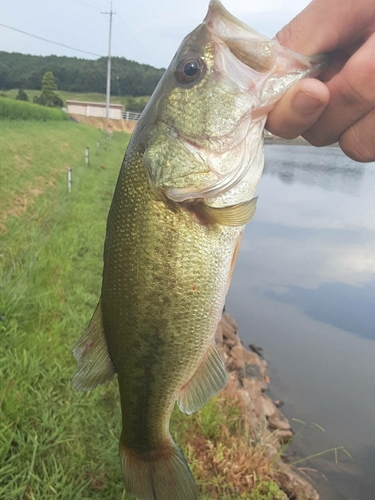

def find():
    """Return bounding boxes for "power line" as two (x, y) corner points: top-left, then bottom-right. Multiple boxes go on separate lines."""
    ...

(101, 1), (116, 120)
(0, 23), (103, 57)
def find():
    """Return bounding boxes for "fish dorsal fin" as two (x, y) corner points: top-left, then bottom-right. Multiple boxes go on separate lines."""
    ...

(199, 197), (257, 227)
(177, 343), (227, 415)
(72, 299), (115, 391)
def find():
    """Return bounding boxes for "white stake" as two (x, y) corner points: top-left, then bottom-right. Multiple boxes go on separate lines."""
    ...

(68, 167), (72, 193)
(85, 147), (89, 166)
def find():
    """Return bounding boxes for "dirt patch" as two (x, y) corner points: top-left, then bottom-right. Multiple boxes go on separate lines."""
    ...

(0, 178), (58, 231)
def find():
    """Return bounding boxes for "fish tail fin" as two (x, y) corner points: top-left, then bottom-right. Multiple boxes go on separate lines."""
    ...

(119, 438), (198, 500)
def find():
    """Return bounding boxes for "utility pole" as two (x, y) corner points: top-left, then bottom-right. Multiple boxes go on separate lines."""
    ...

(101, 2), (115, 121)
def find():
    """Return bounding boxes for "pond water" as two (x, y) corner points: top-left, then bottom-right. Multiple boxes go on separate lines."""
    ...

(226, 144), (375, 500)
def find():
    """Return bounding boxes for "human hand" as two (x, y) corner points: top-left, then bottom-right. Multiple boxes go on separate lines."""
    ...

(266, 0), (375, 162)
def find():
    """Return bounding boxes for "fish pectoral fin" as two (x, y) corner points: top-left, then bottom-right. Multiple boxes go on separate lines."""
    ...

(199, 197), (258, 227)
(72, 299), (115, 391)
(177, 343), (228, 415)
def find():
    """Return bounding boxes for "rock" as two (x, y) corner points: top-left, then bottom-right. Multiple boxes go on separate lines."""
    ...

(267, 410), (291, 431)
(249, 343), (263, 357)
(225, 356), (241, 372)
(214, 312), (320, 500)
(274, 428), (294, 444)
(252, 395), (266, 419)
(242, 376), (267, 396)
(259, 359), (268, 377)
(276, 463), (320, 500)
(261, 394), (277, 417)
(240, 363), (264, 381)
(230, 345), (260, 365)
(262, 443), (279, 459)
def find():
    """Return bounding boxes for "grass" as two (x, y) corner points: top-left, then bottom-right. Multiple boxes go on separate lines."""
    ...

(171, 389), (283, 500)
(0, 120), (129, 499)
(0, 120), (282, 499)
(2, 90), (149, 110)
(0, 97), (69, 121)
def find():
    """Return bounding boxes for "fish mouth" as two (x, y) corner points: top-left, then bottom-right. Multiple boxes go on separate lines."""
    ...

(164, 2), (272, 203)
(204, 0), (276, 74)
(147, 1), (327, 204)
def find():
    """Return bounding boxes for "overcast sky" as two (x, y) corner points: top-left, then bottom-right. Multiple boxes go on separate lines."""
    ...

(1, 0), (311, 68)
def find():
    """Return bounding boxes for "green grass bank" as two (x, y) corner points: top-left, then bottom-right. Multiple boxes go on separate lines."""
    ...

(3, 90), (149, 112)
(0, 97), (69, 121)
(0, 120), (282, 499)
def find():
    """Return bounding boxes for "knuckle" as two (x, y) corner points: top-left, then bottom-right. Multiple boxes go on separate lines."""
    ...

(339, 62), (375, 109)
(303, 129), (336, 147)
(339, 126), (375, 163)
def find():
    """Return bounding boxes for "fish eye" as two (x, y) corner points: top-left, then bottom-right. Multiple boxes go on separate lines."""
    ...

(175, 57), (205, 84)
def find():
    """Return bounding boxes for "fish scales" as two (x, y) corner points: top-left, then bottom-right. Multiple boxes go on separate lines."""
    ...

(72, 1), (327, 499)
(102, 143), (241, 451)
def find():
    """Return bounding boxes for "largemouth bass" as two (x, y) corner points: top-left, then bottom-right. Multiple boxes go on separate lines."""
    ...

(72, 1), (326, 499)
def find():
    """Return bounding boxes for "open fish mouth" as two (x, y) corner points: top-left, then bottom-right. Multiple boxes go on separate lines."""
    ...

(205, 0), (277, 76)
(144, 0), (328, 205)
(161, 3), (275, 203)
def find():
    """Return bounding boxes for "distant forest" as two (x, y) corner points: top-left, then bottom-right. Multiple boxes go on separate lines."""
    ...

(0, 52), (165, 96)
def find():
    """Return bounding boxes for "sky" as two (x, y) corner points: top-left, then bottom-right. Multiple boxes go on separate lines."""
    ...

(0, 0), (312, 69)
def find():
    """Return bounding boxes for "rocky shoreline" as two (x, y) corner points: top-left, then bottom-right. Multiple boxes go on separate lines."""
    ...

(216, 313), (319, 500)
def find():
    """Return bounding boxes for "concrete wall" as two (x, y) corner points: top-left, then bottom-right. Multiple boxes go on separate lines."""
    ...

(66, 101), (123, 120)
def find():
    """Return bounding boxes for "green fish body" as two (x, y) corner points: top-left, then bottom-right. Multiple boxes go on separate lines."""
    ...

(73, 1), (327, 499)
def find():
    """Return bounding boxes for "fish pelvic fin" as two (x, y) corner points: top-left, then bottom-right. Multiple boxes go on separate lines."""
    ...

(72, 299), (115, 391)
(120, 439), (198, 500)
(177, 343), (228, 415)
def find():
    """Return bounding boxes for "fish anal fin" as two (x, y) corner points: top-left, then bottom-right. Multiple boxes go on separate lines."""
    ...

(120, 439), (198, 500)
(199, 197), (258, 227)
(72, 299), (115, 391)
(177, 343), (227, 415)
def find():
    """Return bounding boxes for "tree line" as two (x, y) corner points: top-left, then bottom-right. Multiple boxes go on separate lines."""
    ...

(0, 51), (165, 97)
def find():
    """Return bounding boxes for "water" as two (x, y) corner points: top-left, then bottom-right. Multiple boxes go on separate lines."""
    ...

(226, 144), (375, 500)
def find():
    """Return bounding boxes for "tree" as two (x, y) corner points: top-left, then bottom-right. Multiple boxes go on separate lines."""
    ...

(125, 96), (149, 113)
(42, 71), (57, 95)
(16, 89), (28, 101)
(34, 71), (63, 108)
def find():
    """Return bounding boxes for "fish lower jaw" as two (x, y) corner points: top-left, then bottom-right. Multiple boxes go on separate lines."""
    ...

(165, 125), (265, 204)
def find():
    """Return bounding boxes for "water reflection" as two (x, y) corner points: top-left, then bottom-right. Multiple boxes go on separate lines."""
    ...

(264, 145), (365, 194)
(227, 144), (375, 500)
(268, 281), (375, 341)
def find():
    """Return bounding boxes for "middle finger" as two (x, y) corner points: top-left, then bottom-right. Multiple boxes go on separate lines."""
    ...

(304, 32), (375, 146)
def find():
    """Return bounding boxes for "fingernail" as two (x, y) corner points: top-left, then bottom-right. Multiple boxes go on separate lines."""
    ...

(293, 92), (322, 114)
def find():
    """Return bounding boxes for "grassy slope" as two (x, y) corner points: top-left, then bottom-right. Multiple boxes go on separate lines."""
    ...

(0, 97), (69, 121)
(0, 121), (129, 499)
(0, 121), (282, 499)
(3, 90), (148, 108)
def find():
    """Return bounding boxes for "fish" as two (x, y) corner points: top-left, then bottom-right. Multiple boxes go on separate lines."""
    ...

(72, 1), (326, 499)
